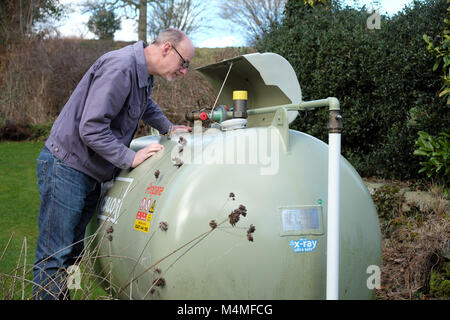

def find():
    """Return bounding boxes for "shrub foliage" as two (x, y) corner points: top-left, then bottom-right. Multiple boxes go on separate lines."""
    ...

(256, 0), (449, 180)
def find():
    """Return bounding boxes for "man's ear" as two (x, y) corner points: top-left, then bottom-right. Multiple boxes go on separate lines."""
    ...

(161, 42), (171, 57)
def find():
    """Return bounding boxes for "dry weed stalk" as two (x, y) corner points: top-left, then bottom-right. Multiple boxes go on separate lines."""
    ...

(378, 194), (450, 300)
(0, 190), (254, 300)
(115, 196), (253, 299)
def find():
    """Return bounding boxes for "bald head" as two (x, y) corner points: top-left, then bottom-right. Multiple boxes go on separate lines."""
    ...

(152, 28), (187, 47)
(146, 28), (195, 81)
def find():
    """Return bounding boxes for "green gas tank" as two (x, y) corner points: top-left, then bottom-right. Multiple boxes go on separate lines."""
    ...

(85, 53), (381, 300)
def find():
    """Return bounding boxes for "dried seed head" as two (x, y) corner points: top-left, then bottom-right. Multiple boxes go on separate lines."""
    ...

(154, 268), (161, 274)
(247, 234), (254, 242)
(228, 210), (240, 226)
(209, 220), (217, 229)
(106, 226), (114, 234)
(107, 235), (113, 241)
(178, 145), (184, 153)
(154, 169), (160, 179)
(172, 157), (183, 168)
(178, 136), (187, 146)
(247, 224), (256, 234)
(229, 192), (235, 198)
(152, 277), (165, 287)
(159, 221), (168, 231)
(239, 204), (247, 217)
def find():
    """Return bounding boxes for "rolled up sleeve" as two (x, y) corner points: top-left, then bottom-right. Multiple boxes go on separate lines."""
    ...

(79, 68), (136, 169)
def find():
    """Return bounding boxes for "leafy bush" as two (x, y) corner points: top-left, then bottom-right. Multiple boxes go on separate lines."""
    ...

(372, 185), (404, 220)
(29, 122), (54, 140)
(422, 0), (450, 105)
(429, 264), (450, 298)
(414, 131), (450, 186)
(255, 0), (449, 180)
(413, 1), (450, 189)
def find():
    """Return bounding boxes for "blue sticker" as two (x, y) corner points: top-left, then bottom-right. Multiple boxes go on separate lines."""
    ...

(289, 238), (318, 253)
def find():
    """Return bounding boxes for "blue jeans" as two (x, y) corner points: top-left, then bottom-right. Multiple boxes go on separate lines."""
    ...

(32, 146), (100, 300)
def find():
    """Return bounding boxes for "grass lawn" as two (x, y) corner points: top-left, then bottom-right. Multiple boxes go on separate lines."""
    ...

(0, 141), (43, 270)
(0, 141), (107, 299)
(0, 141), (43, 298)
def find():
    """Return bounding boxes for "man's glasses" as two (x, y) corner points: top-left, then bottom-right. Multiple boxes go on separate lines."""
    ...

(171, 43), (189, 70)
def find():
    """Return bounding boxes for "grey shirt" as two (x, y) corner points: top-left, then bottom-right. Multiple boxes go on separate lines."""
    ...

(45, 41), (173, 182)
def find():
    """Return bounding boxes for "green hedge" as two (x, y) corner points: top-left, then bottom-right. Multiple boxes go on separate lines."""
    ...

(256, 0), (449, 180)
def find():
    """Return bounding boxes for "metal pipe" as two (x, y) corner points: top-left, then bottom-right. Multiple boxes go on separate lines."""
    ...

(245, 97), (340, 115)
(326, 109), (342, 300)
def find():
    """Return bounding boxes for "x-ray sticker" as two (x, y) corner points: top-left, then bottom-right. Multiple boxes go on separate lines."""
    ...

(289, 238), (318, 253)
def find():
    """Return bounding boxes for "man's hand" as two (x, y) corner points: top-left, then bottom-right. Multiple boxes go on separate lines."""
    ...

(131, 143), (164, 168)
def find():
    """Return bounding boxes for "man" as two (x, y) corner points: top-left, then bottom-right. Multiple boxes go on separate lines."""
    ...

(32, 28), (194, 299)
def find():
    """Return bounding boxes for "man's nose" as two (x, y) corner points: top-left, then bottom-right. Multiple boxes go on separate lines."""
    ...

(179, 67), (188, 75)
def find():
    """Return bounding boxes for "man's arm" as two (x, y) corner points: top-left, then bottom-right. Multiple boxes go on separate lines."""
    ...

(142, 98), (192, 134)
(141, 98), (173, 134)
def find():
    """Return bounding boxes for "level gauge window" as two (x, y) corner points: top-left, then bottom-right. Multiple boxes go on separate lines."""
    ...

(279, 206), (324, 236)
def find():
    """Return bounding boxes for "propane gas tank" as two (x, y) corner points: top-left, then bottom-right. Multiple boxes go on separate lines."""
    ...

(85, 125), (381, 300)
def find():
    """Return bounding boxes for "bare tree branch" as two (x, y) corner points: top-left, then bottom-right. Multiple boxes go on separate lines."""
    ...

(219, 0), (287, 44)
(147, 0), (208, 40)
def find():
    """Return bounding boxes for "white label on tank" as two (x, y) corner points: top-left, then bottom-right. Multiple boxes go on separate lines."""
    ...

(98, 177), (134, 224)
(279, 206), (323, 236)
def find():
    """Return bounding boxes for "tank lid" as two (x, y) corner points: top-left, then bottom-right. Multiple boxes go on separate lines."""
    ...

(196, 52), (302, 123)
